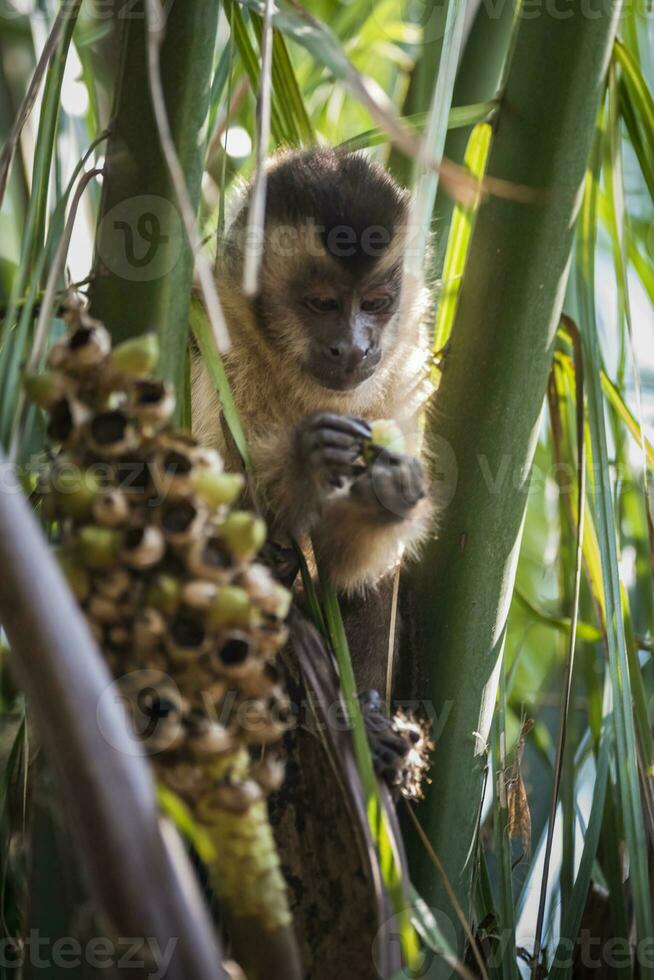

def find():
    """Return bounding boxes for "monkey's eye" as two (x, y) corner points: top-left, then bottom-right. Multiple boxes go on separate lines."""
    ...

(304, 296), (339, 314)
(360, 294), (393, 314)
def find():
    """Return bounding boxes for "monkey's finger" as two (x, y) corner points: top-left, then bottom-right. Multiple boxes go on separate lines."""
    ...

(307, 413), (371, 439)
(381, 453), (425, 504)
(400, 458), (426, 504)
(311, 429), (362, 451)
(310, 447), (358, 471)
(371, 466), (418, 518)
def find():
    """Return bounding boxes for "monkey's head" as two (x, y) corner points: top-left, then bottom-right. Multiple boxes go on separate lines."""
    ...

(223, 148), (412, 393)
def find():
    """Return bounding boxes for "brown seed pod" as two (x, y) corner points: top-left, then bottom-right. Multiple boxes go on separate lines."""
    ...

(182, 579), (217, 610)
(152, 438), (197, 499)
(88, 409), (138, 458)
(238, 661), (282, 700)
(94, 567), (132, 600)
(253, 622), (289, 659)
(129, 378), (175, 426)
(27, 314), (294, 856)
(185, 712), (235, 756)
(122, 524), (165, 569)
(93, 488), (130, 526)
(186, 533), (233, 582)
(110, 454), (154, 499)
(47, 395), (90, 446)
(48, 320), (111, 373)
(238, 691), (291, 745)
(165, 610), (210, 661)
(133, 608), (166, 653)
(171, 660), (226, 704)
(159, 499), (205, 546)
(209, 631), (257, 679)
(116, 672), (186, 754)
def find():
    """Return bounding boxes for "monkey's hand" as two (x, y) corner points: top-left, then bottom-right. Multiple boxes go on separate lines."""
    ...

(312, 447), (432, 592)
(350, 450), (426, 521)
(293, 412), (371, 492)
(246, 413), (371, 543)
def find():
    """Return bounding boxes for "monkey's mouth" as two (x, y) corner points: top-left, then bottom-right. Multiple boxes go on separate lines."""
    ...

(308, 363), (379, 392)
(305, 350), (382, 391)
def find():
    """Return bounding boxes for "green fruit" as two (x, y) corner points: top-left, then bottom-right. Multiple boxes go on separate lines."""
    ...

(193, 470), (244, 508)
(220, 511), (266, 560)
(363, 418), (405, 462)
(54, 468), (101, 519)
(23, 371), (66, 409)
(77, 526), (121, 570)
(208, 586), (254, 629)
(146, 574), (182, 615)
(109, 333), (159, 376)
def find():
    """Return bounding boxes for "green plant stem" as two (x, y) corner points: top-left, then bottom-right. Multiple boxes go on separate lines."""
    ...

(402, 0), (623, 958)
(432, 0), (516, 274)
(88, 0), (220, 398)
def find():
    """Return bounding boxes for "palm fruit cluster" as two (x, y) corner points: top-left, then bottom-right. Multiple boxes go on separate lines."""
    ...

(26, 306), (293, 935)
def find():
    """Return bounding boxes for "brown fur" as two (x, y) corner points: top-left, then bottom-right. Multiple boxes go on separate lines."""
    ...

(192, 149), (435, 595)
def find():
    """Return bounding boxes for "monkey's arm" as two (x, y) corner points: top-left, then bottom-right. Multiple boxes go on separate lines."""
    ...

(311, 452), (433, 593)
(250, 413), (432, 592)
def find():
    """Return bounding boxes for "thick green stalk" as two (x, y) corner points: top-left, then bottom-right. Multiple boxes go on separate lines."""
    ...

(402, 0), (622, 953)
(432, 0), (516, 274)
(88, 1), (219, 396)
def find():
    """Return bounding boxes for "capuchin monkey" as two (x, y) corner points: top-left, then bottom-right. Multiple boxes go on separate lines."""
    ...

(193, 147), (435, 696)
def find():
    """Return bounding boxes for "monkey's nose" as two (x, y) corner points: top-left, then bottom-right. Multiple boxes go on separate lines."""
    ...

(325, 343), (374, 371)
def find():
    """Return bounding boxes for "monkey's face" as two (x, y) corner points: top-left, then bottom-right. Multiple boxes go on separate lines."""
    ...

(226, 148), (411, 391)
(252, 220), (405, 393)
(295, 268), (400, 391)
